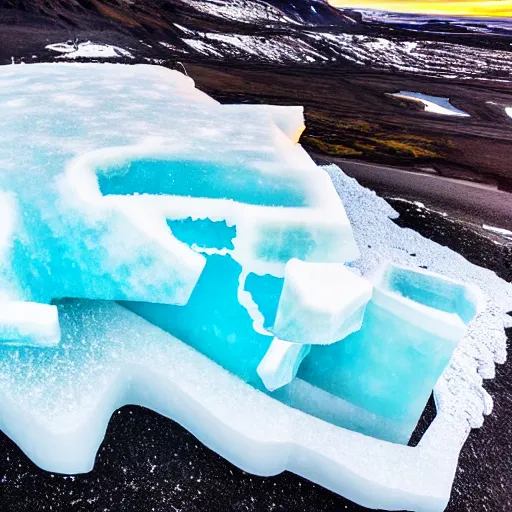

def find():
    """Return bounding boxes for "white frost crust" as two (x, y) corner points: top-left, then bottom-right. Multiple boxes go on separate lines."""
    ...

(0, 301), (454, 512)
(273, 258), (372, 345)
(284, 259), (372, 314)
(228, 105), (306, 142)
(0, 301), (60, 347)
(237, 271), (271, 336)
(370, 262), (485, 342)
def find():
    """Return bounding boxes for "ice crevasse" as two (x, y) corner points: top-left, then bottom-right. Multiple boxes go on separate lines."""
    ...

(0, 63), (511, 512)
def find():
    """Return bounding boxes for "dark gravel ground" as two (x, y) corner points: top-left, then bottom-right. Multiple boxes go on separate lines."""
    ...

(0, 193), (510, 512)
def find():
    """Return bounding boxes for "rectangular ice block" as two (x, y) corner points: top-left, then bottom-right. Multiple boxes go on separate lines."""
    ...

(299, 262), (483, 443)
(257, 337), (311, 392)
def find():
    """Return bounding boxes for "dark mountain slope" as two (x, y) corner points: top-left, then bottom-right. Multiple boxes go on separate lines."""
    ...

(0, 0), (366, 67)
(0, 0), (355, 30)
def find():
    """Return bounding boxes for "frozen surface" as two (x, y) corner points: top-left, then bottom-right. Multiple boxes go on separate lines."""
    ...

(1, 63), (511, 512)
(0, 63), (357, 346)
(390, 91), (470, 117)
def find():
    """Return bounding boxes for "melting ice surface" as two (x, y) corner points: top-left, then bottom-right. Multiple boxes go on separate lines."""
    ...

(0, 64), (511, 512)
(391, 91), (470, 117)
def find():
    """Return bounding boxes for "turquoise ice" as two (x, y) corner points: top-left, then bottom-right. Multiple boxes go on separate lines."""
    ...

(0, 63), (507, 512)
(257, 258), (373, 391)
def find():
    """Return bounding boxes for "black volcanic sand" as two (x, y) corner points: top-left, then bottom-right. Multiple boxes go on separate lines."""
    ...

(0, 201), (511, 512)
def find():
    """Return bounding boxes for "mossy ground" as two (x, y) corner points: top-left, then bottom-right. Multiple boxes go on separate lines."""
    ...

(302, 113), (444, 162)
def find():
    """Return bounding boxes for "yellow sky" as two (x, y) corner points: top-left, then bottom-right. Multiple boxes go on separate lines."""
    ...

(328, 1), (512, 17)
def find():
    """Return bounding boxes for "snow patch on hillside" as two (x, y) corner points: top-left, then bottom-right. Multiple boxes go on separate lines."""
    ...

(46, 42), (134, 60)
(183, 0), (298, 24)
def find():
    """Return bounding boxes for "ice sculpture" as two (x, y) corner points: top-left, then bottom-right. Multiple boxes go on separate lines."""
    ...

(1, 63), (511, 512)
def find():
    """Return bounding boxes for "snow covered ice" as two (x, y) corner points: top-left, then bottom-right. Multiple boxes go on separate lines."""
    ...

(273, 258), (373, 345)
(0, 63), (511, 512)
(257, 337), (312, 392)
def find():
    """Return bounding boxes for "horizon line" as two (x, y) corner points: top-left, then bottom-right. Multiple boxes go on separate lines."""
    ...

(327, 1), (512, 17)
